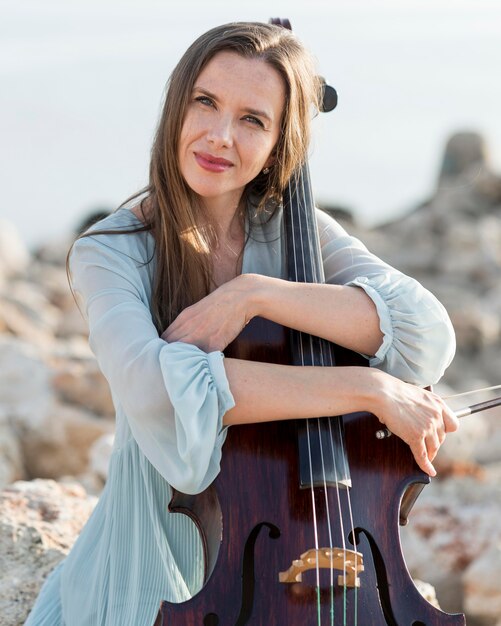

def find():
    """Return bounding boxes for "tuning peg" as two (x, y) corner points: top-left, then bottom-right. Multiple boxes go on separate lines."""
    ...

(318, 76), (338, 112)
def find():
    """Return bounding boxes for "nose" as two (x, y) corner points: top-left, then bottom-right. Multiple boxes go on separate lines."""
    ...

(206, 114), (233, 149)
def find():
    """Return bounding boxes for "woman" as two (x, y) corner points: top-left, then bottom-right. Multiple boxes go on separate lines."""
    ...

(26, 21), (458, 626)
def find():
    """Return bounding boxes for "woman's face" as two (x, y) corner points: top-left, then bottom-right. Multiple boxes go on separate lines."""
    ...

(178, 51), (285, 214)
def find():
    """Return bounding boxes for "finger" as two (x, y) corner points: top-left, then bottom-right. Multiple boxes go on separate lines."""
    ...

(161, 319), (181, 341)
(162, 312), (199, 342)
(443, 404), (460, 433)
(437, 426), (446, 446)
(162, 325), (194, 344)
(425, 429), (440, 461)
(161, 329), (170, 341)
(410, 439), (436, 477)
(425, 431), (441, 462)
(161, 327), (179, 342)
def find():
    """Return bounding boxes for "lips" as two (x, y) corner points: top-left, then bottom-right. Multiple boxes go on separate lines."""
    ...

(194, 152), (234, 173)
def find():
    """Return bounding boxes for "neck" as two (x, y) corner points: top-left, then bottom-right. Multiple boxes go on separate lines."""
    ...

(202, 196), (245, 243)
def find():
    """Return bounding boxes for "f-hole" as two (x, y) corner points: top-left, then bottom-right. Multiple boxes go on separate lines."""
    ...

(202, 522), (280, 626)
(348, 527), (361, 547)
(358, 528), (399, 626)
(203, 522), (280, 626)
(199, 522), (280, 626)
(237, 522), (280, 625)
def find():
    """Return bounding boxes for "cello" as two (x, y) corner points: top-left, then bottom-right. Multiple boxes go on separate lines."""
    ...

(159, 18), (466, 625)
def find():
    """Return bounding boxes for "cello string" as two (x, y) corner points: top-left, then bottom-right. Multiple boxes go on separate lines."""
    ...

(337, 417), (358, 626)
(289, 174), (322, 622)
(326, 418), (348, 624)
(299, 168), (337, 624)
(316, 418), (336, 624)
(301, 167), (349, 624)
(313, 172), (357, 625)
(307, 418), (322, 625)
(302, 168), (341, 626)
(300, 168), (339, 622)
(303, 165), (357, 626)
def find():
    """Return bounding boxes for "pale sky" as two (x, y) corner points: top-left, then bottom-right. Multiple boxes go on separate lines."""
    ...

(2, 0), (501, 246)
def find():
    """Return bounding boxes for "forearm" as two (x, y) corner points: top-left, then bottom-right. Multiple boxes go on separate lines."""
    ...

(248, 274), (384, 358)
(222, 356), (459, 477)
(222, 358), (377, 426)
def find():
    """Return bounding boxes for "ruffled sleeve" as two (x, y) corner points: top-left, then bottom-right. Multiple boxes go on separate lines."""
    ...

(69, 233), (235, 495)
(316, 209), (455, 385)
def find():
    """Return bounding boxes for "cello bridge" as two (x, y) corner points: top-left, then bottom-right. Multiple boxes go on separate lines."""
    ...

(279, 547), (364, 588)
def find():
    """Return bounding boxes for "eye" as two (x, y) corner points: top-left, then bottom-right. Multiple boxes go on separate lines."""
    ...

(243, 115), (265, 128)
(194, 95), (215, 107)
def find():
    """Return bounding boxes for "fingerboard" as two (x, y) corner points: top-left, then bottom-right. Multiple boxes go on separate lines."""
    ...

(283, 165), (351, 489)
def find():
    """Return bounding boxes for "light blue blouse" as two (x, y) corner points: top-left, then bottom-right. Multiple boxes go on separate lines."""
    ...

(25, 206), (455, 626)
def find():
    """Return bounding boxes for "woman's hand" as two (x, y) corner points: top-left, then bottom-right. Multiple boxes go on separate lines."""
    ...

(161, 274), (260, 352)
(368, 370), (459, 476)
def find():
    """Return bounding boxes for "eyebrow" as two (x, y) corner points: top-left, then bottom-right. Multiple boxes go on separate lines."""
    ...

(193, 86), (273, 124)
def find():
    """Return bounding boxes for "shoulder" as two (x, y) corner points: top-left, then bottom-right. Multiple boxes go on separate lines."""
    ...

(84, 207), (148, 239)
(314, 208), (351, 239)
(72, 209), (155, 267)
(314, 208), (371, 257)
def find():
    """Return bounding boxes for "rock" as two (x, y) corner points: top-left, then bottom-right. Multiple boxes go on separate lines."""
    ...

(402, 506), (465, 611)
(449, 305), (500, 353)
(474, 429), (501, 465)
(89, 432), (114, 481)
(33, 236), (73, 267)
(437, 132), (487, 183)
(20, 402), (114, 480)
(0, 220), (30, 281)
(48, 335), (94, 361)
(24, 262), (89, 337)
(0, 279), (61, 348)
(434, 413), (489, 475)
(60, 471), (104, 497)
(414, 579), (441, 610)
(0, 421), (25, 489)
(52, 358), (114, 417)
(56, 304), (89, 338)
(0, 479), (96, 626)
(401, 474), (501, 619)
(463, 545), (501, 625)
(0, 336), (53, 428)
(0, 298), (55, 348)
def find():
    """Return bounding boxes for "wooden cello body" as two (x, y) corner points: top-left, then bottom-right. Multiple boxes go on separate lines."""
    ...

(159, 199), (466, 624)
(159, 18), (466, 625)
(160, 367), (466, 625)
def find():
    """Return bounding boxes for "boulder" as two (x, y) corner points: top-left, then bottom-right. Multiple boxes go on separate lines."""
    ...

(0, 280), (61, 349)
(89, 432), (115, 481)
(0, 421), (25, 490)
(401, 475), (501, 620)
(20, 402), (114, 481)
(0, 220), (30, 281)
(0, 479), (96, 626)
(52, 358), (115, 417)
(434, 413), (489, 475)
(463, 545), (501, 625)
(0, 336), (53, 429)
(437, 132), (487, 184)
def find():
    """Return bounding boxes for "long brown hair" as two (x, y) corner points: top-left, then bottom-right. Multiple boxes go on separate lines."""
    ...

(71, 22), (321, 332)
